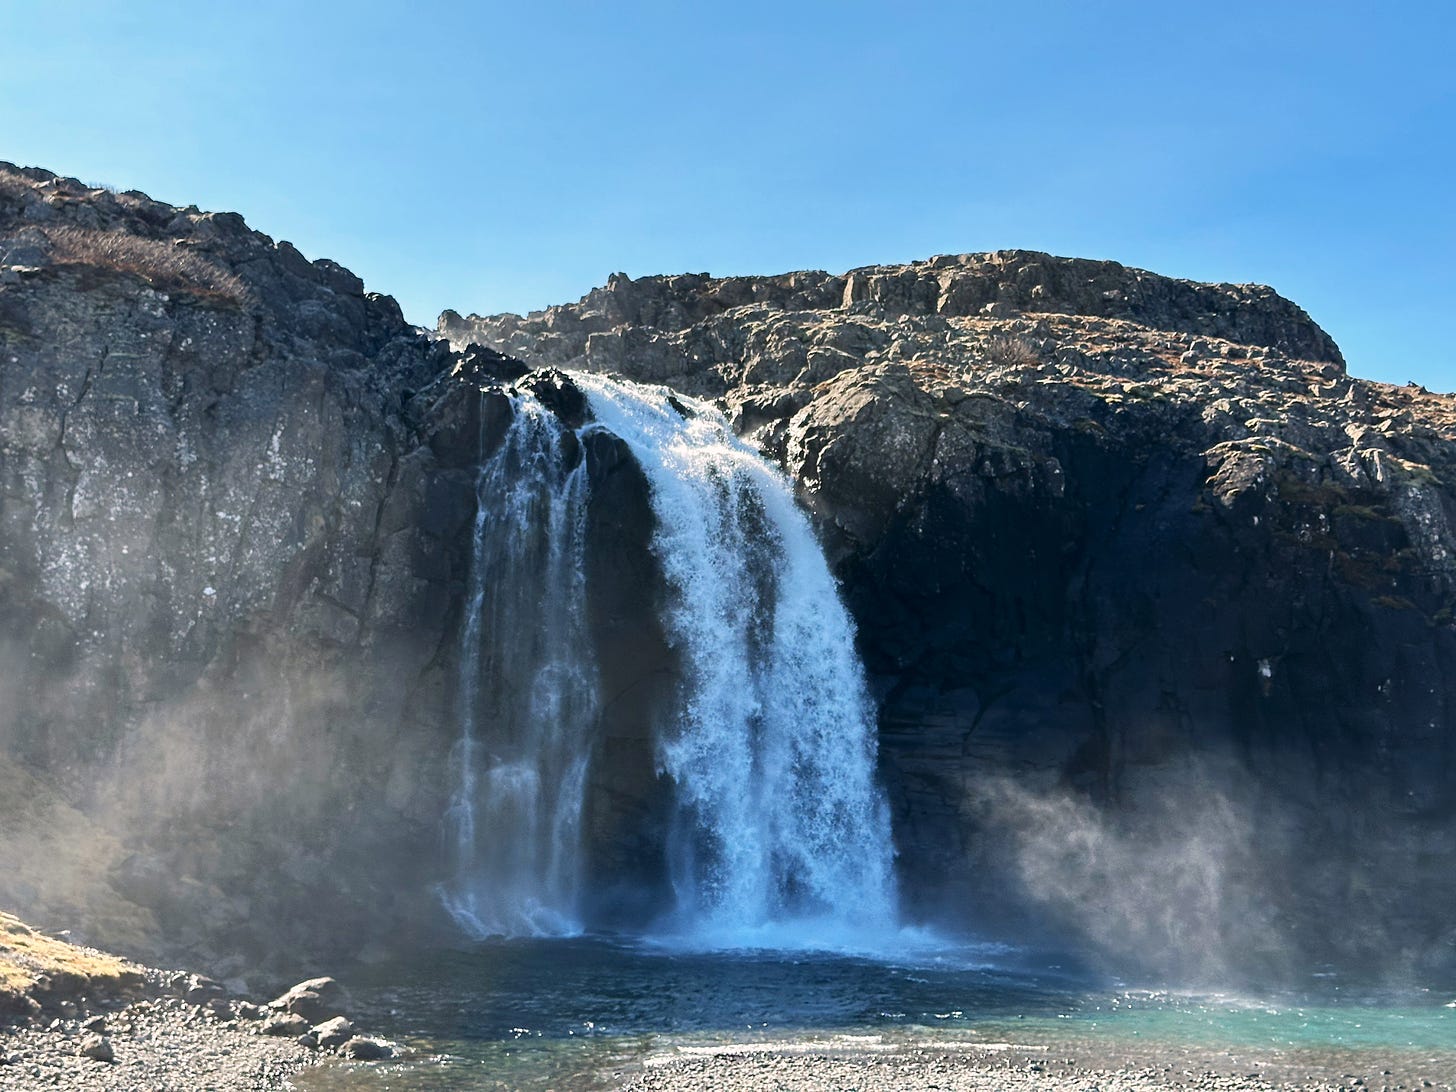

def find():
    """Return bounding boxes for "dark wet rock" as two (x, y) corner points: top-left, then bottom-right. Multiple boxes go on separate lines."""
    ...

(518, 367), (589, 429)
(453, 339), (530, 383)
(340, 1036), (393, 1060)
(268, 977), (347, 1024)
(311, 1015), (354, 1051)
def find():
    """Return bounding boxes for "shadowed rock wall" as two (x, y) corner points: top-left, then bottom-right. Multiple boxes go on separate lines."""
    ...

(453, 260), (1456, 980)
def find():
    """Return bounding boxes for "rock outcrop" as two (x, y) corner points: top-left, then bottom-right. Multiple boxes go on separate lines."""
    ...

(0, 163), (467, 965)
(448, 261), (1456, 980)
(5, 160), (1455, 981)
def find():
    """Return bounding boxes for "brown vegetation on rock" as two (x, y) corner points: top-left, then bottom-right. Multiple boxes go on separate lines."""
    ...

(41, 225), (249, 305)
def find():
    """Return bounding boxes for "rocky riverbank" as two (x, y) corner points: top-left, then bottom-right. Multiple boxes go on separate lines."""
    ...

(1, 912), (394, 1090)
(616, 1036), (1454, 1092)
(0, 995), (312, 1090)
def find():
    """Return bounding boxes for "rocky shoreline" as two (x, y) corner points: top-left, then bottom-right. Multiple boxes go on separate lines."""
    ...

(6, 1018), (1453, 1092)
(0, 978), (396, 1092)
(0, 991), (313, 1090)
(1, 914), (394, 1090)
(616, 1036), (1454, 1092)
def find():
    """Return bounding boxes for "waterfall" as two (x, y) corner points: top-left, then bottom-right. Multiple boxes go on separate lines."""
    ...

(441, 373), (898, 945)
(576, 374), (898, 942)
(441, 393), (596, 938)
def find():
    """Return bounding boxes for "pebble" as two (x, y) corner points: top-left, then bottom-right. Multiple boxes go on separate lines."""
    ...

(76, 1035), (112, 1063)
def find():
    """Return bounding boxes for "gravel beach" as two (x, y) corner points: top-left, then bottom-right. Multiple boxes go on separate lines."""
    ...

(0, 994), (313, 1090)
(615, 1036), (1456, 1092)
(5, 1018), (1453, 1090)
(1, 910), (404, 1090)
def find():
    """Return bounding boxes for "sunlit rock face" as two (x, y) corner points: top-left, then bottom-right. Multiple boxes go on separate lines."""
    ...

(5, 160), (1456, 980)
(0, 163), (466, 964)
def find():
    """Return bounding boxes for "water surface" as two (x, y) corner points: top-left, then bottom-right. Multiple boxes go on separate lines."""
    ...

(295, 936), (1456, 1090)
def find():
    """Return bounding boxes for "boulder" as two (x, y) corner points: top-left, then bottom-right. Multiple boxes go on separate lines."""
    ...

(260, 1012), (309, 1037)
(78, 1035), (113, 1063)
(184, 974), (225, 1004)
(311, 1015), (355, 1051)
(341, 1036), (394, 1060)
(269, 976), (348, 1023)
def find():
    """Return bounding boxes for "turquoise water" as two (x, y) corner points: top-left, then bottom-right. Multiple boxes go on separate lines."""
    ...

(295, 936), (1456, 1090)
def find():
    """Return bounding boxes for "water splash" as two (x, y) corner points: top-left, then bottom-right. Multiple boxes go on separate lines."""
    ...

(576, 373), (898, 942)
(441, 394), (595, 938)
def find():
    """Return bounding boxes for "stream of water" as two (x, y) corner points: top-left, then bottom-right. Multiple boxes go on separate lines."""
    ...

(574, 373), (896, 944)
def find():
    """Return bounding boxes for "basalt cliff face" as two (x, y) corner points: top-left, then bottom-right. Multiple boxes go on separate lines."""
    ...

(3, 163), (1454, 980)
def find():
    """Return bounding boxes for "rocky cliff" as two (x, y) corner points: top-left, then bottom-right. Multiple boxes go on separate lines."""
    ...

(3, 163), (1454, 982)
(448, 258), (1456, 980)
(0, 164), (466, 966)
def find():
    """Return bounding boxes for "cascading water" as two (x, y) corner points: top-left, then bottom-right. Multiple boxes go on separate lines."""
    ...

(441, 393), (596, 938)
(441, 373), (897, 946)
(575, 374), (898, 944)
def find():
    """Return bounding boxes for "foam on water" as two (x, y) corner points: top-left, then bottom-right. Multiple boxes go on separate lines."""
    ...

(635, 920), (1012, 970)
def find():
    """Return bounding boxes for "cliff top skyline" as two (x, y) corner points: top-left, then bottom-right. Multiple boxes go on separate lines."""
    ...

(2, 0), (1452, 389)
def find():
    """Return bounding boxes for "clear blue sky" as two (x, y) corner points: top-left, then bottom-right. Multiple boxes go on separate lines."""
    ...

(3, 1), (1452, 388)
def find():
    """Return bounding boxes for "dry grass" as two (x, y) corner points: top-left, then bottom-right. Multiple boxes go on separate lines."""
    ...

(42, 225), (249, 305)
(0, 166), (29, 197)
(983, 333), (1041, 369)
(0, 911), (140, 1004)
(906, 356), (953, 389)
